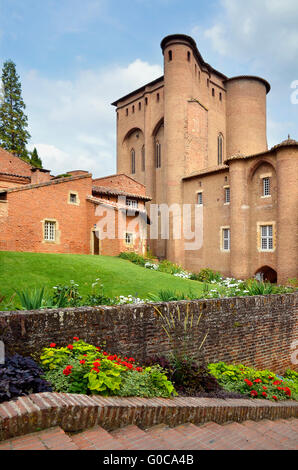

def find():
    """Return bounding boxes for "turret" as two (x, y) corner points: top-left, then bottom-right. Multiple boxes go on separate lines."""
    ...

(225, 76), (270, 157)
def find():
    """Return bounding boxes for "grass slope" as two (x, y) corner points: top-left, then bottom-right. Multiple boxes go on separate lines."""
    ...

(0, 251), (205, 307)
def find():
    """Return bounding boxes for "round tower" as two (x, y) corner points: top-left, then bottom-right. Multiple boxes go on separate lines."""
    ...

(275, 139), (298, 284)
(160, 34), (196, 263)
(225, 76), (270, 157)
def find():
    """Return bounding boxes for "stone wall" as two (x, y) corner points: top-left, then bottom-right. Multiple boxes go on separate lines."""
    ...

(0, 293), (297, 373)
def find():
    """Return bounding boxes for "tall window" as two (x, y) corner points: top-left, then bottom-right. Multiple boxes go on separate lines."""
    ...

(168, 50), (172, 61)
(131, 148), (135, 174)
(262, 177), (270, 196)
(44, 221), (56, 241)
(156, 141), (161, 168)
(218, 134), (223, 165)
(197, 192), (203, 205)
(141, 145), (145, 171)
(126, 198), (138, 208)
(225, 187), (230, 204)
(260, 225), (273, 251)
(125, 232), (133, 245)
(222, 228), (230, 251)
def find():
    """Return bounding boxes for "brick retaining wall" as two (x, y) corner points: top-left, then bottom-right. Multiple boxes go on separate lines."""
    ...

(0, 293), (297, 373)
(0, 393), (297, 441)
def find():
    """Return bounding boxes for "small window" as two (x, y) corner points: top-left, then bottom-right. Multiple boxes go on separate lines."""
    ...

(197, 192), (203, 205)
(44, 221), (56, 241)
(219, 92), (222, 101)
(141, 145), (145, 171)
(212, 88), (215, 97)
(126, 108), (128, 116)
(125, 232), (133, 245)
(69, 193), (77, 204)
(131, 148), (136, 174)
(145, 97), (148, 105)
(126, 198), (138, 209)
(222, 228), (230, 251)
(132, 105), (135, 113)
(156, 141), (161, 168)
(168, 50), (172, 61)
(260, 225), (273, 251)
(263, 177), (270, 196)
(225, 187), (230, 204)
(207, 79), (210, 87)
(218, 134), (223, 165)
(157, 93), (160, 102)
(187, 51), (191, 62)
(138, 102), (141, 111)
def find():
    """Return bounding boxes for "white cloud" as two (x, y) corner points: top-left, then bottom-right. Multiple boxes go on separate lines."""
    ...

(23, 59), (162, 176)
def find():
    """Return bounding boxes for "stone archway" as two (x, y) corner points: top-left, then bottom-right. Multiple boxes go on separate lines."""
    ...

(255, 266), (277, 283)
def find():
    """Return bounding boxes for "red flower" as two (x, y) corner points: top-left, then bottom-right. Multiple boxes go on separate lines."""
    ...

(79, 360), (86, 365)
(50, 343), (56, 348)
(103, 352), (108, 356)
(83, 354), (87, 357)
(283, 387), (291, 397)
(73, 337), (79, 341)
(262, 386), (267, 390)
(63, 365), (73, 376)
(126, 363), (133, 369)
(96, 346), (101, 351)
(273, 380), (282, 385)
(128, 358), (135, 362)
(272, 395), (278, 401)
(262, 392), (267, 397)
(136, 367), (142, 372)
(92, 367), (100, 373)
(268, 376), (274, 380)
(254, 379), (262, 383)
(67, 344), (74, 350)
(93, 361), (101, 368)
(250, 390), (258, 397)
(244, 379), (253, 387)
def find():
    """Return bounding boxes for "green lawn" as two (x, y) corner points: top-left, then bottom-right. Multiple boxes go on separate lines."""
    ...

(0, 251), (205, 308)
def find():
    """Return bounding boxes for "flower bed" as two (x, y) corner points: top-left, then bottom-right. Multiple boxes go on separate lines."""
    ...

(208, 362), (298, 402)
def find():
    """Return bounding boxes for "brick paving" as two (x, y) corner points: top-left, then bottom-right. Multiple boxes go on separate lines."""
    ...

(0, 419), (297, 450)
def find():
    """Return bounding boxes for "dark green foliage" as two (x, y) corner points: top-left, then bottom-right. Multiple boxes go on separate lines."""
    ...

(30, 147), (43, 168)
(0, 60), (31, 160)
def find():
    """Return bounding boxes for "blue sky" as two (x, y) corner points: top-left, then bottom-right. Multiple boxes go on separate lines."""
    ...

(0, 0), (297, 176)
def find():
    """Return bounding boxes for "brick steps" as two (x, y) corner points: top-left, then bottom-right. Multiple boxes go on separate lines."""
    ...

(1, 419), (297, 450)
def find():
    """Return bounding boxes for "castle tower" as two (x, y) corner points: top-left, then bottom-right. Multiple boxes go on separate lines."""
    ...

(160, 34), (197, 263)
(225, 76), (270, 157)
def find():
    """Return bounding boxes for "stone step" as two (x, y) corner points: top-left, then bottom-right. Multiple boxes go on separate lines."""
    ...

(111, 425), (168, 450)
(0, 427), (79, 451)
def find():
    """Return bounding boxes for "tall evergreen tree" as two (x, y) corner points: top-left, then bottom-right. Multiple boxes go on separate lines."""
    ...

(30, 147), (43, 168)
(0, 60), (31, 161)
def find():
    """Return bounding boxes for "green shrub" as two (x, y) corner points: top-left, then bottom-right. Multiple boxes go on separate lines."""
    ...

(39, 338), (177, 398)
(208, 362), (298, 401)
(157, 260), (183, 274)
(15, 287), (46, 310)
(119, 252), (147, 266)
(192, 268), (222, 283)
(148, 289), (199, 302)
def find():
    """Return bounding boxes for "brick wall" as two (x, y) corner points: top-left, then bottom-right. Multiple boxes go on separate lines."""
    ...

(0, 293), (297, 374)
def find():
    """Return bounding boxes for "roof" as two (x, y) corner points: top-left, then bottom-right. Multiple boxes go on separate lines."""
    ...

(224, 138), (298, 164)
(92, 185), (152, 201)
(224, 75), (271, 94)
(182, 164), (229, 181)
(111, 76), (164, 107)
(0, 173), (92, 194)
(0, 171), (31, 180)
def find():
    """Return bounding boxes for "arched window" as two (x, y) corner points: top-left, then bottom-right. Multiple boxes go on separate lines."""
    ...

(131, 148), (136, 174)
(141, 145), (145, 172)
(156, 141), (161, 168)
(218, 134), (223, 165)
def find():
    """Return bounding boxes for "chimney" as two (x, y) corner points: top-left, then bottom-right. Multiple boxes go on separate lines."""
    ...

(31, 168), (52, 184)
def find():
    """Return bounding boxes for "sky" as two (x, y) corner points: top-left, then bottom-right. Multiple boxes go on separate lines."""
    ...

(0, 0), (297, 177)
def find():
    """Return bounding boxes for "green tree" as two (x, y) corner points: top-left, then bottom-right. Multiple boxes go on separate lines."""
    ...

(30, 147), (43, 168)
(0, 60), (31, 161)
